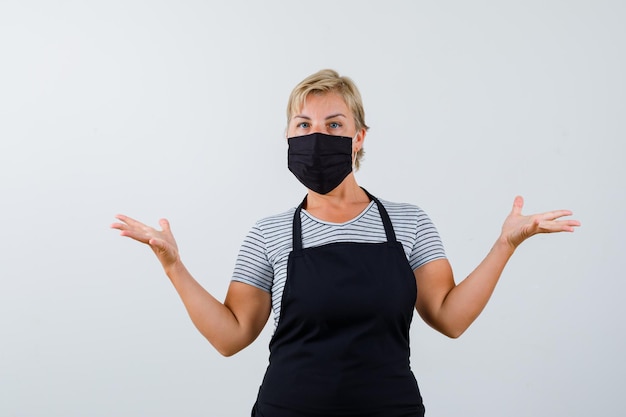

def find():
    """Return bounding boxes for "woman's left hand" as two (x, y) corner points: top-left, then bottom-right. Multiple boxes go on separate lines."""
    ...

(500, 196), (581, 249)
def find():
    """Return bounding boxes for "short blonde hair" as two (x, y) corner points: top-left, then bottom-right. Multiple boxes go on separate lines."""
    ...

(287, 69), (369, 170)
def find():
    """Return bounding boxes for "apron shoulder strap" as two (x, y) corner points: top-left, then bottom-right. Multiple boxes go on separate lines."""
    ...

(291, 189), (399, 251)
(292, 196), (307, 252)
(361, 188), (398, 243)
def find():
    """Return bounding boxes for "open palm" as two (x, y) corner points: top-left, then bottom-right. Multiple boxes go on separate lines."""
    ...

(501, 196), (580, 249)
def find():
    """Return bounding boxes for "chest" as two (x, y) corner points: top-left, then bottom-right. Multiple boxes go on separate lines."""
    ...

(283, 241), (417, 325)
(303, 201), (370, 223)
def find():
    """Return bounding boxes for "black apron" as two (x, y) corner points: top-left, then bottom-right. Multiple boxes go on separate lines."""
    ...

(253, 190), (425, 417)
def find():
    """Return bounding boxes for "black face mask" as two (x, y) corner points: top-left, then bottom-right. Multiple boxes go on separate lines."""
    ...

(288, 132), (353, 194)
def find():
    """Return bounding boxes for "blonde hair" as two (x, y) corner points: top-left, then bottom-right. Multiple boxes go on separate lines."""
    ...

(287, 69), (369, 170)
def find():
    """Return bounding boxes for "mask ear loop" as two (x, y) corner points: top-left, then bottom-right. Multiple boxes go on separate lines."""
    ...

(352, 132), (360, 171)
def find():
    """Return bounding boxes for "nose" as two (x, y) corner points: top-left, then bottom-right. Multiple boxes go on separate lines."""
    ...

(305, 120), (330, 135)
(312, 126), (330, 134)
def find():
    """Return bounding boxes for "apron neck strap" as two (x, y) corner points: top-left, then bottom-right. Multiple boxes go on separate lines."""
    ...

(292, 188), (398, 252)
(293, 196), (306, 252)
(361, 188), (398, 243)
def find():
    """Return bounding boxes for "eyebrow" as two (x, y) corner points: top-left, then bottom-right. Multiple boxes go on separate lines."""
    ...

(293, 113), (347, 120)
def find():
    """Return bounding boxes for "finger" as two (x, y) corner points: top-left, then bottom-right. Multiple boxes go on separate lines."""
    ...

(110, 222), (126, 230)
(113, 214), (146, 228)
(159, 218), (171, 233)
(510, 196), (524, 216)
(538, 219), (581, 233)
(555, 219), (581, 231)
(110, 221), (142, 234)
(114, 214), (131, 223)
(116, 228), (154, 243)
(539, 209), (574, 221)
(113, 220), (157, 242)
(149, 237), (171, 253)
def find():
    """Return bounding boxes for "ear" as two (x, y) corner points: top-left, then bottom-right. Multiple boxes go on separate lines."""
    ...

(353, 128), (366, 152)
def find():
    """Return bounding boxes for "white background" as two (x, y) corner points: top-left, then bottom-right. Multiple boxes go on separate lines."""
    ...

(1, 1), (624, 416)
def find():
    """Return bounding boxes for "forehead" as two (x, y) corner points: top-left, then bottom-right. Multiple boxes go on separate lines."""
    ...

(294, 92), (350, 116)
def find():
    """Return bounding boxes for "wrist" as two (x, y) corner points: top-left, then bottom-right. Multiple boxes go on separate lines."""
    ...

(495, 235), (517, 257)
(164, 258), (186, 278)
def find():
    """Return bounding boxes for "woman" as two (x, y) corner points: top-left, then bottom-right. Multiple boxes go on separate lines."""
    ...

(111, 69), (580, 416)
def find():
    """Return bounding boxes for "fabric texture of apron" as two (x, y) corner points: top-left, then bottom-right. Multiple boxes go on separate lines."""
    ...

(252, 190), (425, 417)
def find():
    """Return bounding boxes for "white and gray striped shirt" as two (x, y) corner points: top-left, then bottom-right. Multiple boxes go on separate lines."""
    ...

(231, 199), (446, 329)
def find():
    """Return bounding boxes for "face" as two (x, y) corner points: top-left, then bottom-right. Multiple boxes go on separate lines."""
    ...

(288, 92), (365, 154)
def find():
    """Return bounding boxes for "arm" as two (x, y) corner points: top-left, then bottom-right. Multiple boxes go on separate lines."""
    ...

(414, 196), (580, 338)
(111, 215), (271, 356)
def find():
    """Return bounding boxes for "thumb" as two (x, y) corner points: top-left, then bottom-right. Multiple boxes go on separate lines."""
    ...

(511, 195), (524, 217)
(148, 237), (169, 253)
(159, 218), (171, 233)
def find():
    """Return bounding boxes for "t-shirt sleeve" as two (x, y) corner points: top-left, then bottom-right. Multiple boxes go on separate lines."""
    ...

(231, 223), (273, 293)
(409, 208), (447, 271)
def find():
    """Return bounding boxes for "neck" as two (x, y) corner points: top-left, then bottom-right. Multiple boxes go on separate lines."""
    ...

(303, 175), (371, 222)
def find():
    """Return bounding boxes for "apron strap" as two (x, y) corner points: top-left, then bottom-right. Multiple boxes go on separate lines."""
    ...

(361, 188), (398, 243)
(292, 196), (307, 252)
(291, 188), (398, 252)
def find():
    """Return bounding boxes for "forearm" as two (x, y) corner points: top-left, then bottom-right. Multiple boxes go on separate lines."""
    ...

(164, 261), (246, 356)
(438, 238), (515, 337)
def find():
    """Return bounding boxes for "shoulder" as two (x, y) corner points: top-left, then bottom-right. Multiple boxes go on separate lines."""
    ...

(246, 207), (297, 248)
(375, 197), (440, 237)
(237, 207), (297, 265)
(377, 198), (430, 220)
(254, 207), (296, 230)
(374, 196), (446, 265)
(377, 198), (420, 212)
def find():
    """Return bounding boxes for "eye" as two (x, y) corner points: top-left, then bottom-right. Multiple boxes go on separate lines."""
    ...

(297, 122), (310, 129)
(329, 122), (342, 129)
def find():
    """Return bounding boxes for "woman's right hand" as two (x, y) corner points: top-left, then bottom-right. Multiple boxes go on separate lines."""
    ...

(111, 215), (180, 270)
(111, 215), (272, 356)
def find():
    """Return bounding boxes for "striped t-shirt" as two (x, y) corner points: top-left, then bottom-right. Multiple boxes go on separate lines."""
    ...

(231, 198), (446, 329)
